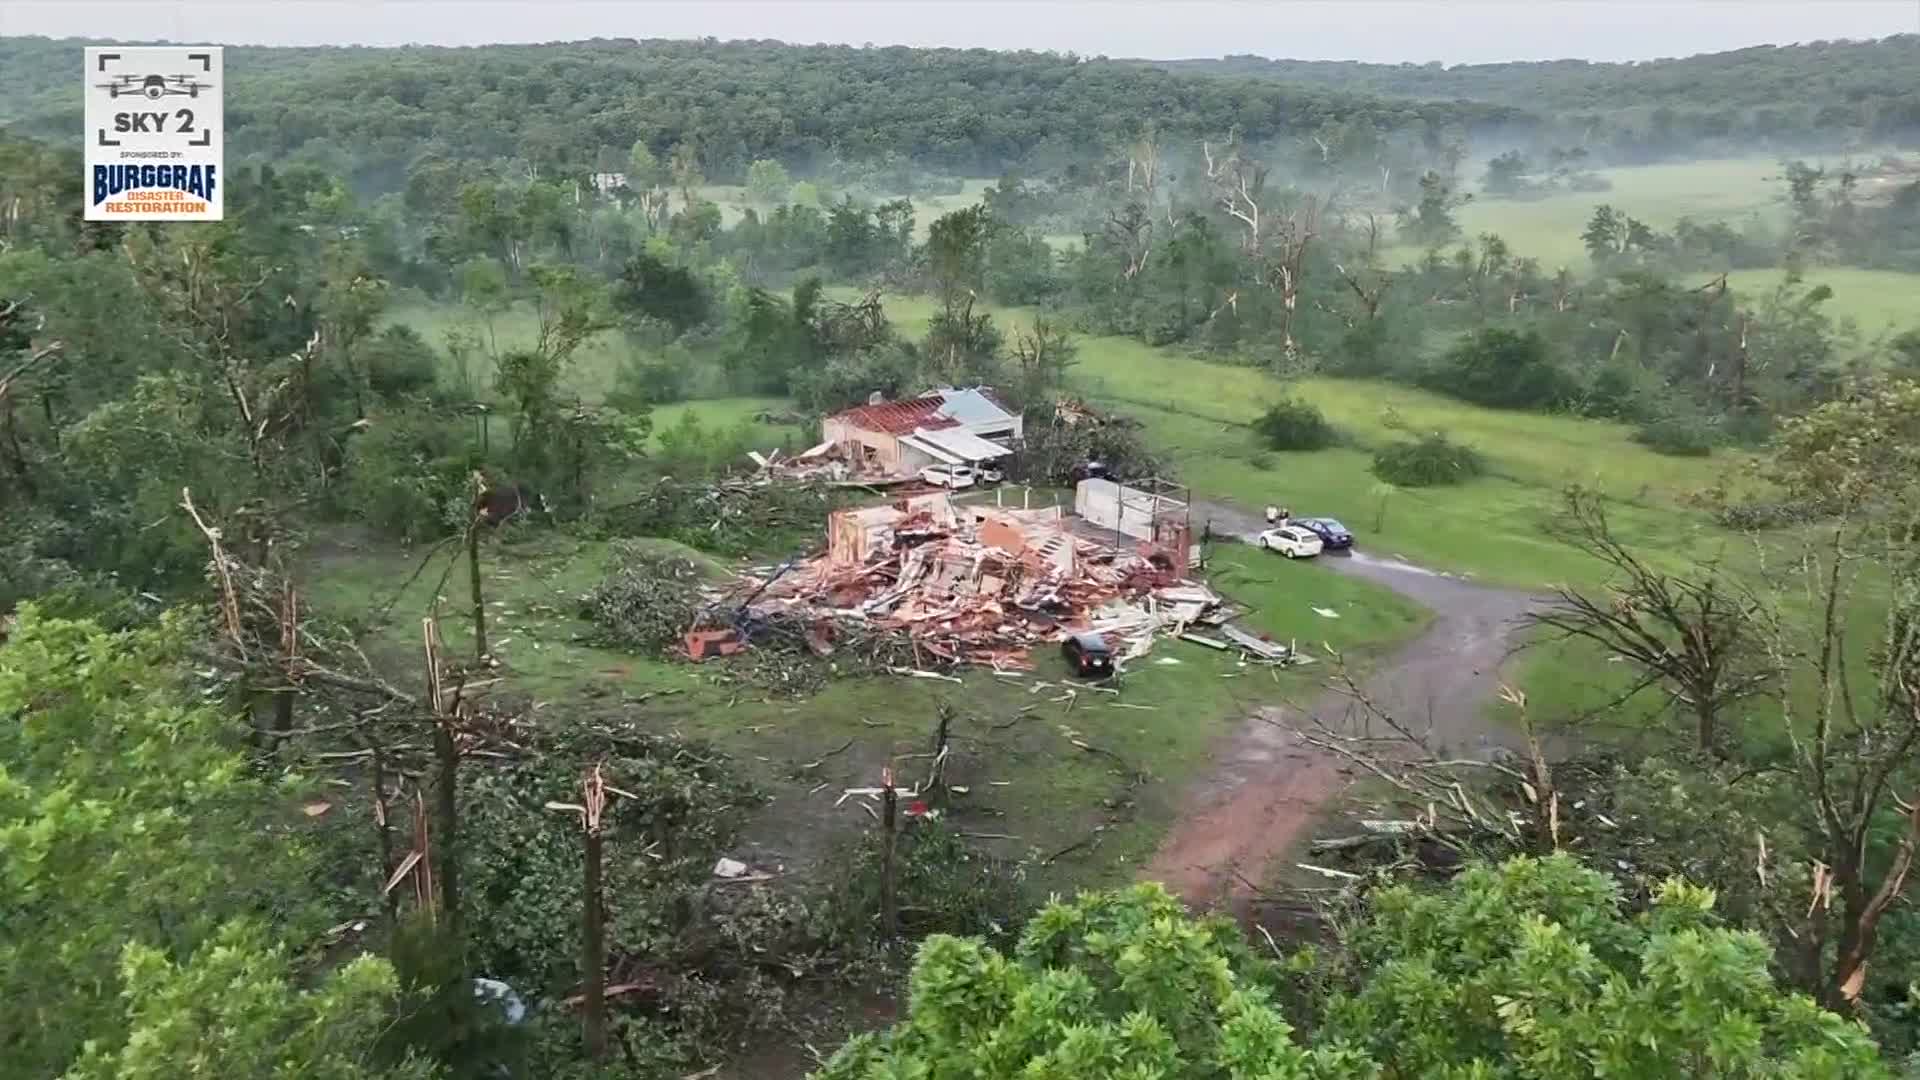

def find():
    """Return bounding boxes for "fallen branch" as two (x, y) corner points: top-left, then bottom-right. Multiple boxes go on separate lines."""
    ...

(799, 738), (855, 771)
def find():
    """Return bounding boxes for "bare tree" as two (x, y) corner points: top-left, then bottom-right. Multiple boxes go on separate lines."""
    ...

(1010, 318), (1077, 406)
(1292, 663), (1559, 857)
(1525, 487), (1771, 753)
(1332, 212), (1392, 323)
(1203, 137), (1325, 362)
(1768, 528), (1920, 1007)
(1103, 202), (1155, 280)
(547, 764), (636, 1061)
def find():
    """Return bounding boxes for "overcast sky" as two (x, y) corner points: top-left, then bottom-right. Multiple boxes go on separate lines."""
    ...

(2, 1), (1915, 64)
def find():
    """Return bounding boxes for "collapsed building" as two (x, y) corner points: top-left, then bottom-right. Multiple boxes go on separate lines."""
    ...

(819, 387), (1020, 481)
(729, 491), (1237, 670)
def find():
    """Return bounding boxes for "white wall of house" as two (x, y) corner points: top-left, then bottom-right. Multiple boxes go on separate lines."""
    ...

(822, 417), (902, 472)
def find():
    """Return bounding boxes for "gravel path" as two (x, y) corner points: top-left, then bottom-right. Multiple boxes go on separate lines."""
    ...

(1143, 499), (1540, 909)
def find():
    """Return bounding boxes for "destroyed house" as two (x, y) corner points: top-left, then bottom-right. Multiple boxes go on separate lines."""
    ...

(822, 388), (1022, 477)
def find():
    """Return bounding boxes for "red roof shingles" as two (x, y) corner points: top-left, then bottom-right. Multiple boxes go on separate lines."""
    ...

(830, 395), (959, 435)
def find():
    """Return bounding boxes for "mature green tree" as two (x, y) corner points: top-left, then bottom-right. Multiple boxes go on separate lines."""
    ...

(1482, 149), (1532, 196)
(494, 265), (611, 495)
(63, 923), (438, 1080)
(1397, 169), (1462, 248)
(0, 611), (332, 1074)
(812, 882), (1369, 1079)
(1320, 855), (1888, 1078)
(626, 140), (660, 190)
(1432, 326), (1571, 409)
(744, 158), (793, 207)
(815, 857), (1885, 1078)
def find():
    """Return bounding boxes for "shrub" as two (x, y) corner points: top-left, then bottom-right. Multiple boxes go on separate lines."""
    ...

(1430, 326), (1573, 410)
(338, 412), (483, 541)
(359, 324), (440, 401)
(1252, 397), (1336, 451)
(1014, 405), (1165, 485)
(1371, 432), (1485, 487)
(1713, 499), (1823, 531)
(1633, 414), (1716, 456)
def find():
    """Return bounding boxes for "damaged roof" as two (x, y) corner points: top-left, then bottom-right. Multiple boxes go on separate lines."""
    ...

(830, 387), (1016, 436)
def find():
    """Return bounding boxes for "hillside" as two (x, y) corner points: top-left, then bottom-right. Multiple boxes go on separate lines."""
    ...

(0, 35), (1526, 193)
(1156, 34), (1920, 112)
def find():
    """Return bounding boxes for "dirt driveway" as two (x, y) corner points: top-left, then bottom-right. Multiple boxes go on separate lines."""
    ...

(1144, 499), (1539, 909)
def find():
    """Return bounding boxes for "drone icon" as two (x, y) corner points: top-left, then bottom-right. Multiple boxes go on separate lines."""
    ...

(97, 73), (211, 100)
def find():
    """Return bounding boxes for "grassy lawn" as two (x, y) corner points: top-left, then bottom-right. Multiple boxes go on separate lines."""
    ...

(1384, 155), (1919, 334)
(649, 396), (805, 452)
(384, 300), (637, 403)
(1407, 156), (1788, 270)
(1719, 267), (1920, 335)
(838, 286), (1757, 590)
(302, 520), (1429, 894)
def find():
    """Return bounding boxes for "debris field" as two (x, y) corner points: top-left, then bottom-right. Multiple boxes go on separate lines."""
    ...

(722, 492), (1247, 670)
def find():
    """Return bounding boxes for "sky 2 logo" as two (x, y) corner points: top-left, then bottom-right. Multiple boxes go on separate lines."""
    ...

(111, 110), (201, 135)
(84, 46), (224, 221)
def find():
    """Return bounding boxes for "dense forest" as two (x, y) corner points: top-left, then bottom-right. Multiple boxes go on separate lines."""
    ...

(1160, 34), (1920, 159)
(1161, 34), (1920, 116)
(0, 36), (1524, 193)
(6, 26), (1920, 1080)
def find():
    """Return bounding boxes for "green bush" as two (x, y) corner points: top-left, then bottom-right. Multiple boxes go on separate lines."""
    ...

(359, 324), (440, 401)
(1371, 432), (1485, 487)
(1632, 414), (1716, 456)
(1713, 499), (1823, 531)
(1429, 326), (1573, 410)
(1252, 396), (1337, 451)
(338, 412), (482, 541)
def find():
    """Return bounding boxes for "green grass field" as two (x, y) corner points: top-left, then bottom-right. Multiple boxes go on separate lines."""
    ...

(304, 520), (1427, 892)
(1719, 267), (1919, 335)
(384, 300), (637, 403)
(846, 288), (1757, 590)
(1395, 155), (1919, 334)
(1428, 156), (1789, 270)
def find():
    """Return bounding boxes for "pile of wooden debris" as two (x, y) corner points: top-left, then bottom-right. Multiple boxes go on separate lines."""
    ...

(730, 493), (1239, 670)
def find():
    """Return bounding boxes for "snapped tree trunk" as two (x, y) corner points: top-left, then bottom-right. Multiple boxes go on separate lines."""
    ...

(273, 689), (294, 738)
(369, 739), (398, 923)
(1825, 799), (1920, 1008)
(1693, 697), (1716, 755)
(433, 722), (462, 943)
(467, 521), (488, 662)
(880, 780), (899, 940)
(582, 827), (607, 1060)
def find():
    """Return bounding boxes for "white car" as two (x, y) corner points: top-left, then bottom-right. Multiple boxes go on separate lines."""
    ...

(978, 465), (1005, 484)
(1257, 524), (1324, 558)
(919, 464), (977, 489)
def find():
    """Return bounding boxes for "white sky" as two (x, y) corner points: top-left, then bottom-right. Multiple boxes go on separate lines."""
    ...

(2, 1), (1915, 63)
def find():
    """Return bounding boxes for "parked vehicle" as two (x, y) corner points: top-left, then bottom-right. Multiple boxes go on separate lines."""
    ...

(1256, 524), (1324, 558)
(978, 464), (1005, 484)
(919, 464), (977, 489)
(1069, 460), (1110, 483)
(1295, 517), (1353, 550)
(1061, 631), (1115, 677)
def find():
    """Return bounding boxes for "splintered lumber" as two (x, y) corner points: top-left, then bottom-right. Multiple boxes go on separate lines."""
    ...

(1180, 632), (1231, 650)
(1295, 862), (1363, 882)
(1222, 625), (1290, 660)
(887, 666), (963, 684)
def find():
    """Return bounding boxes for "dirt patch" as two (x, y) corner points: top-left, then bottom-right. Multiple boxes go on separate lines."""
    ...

(1141, 706), (1344, 908)
(1148, 497), (1540, 910)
